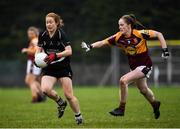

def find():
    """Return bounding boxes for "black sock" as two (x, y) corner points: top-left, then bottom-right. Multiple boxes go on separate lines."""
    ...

(56, 97), (64, 106)
(151, 100), (158, 108)
(119, 102), (126, 111)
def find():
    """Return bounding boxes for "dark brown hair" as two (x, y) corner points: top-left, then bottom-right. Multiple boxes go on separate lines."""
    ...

(46, 12), (64, 28)
(121, 14), (146, 29)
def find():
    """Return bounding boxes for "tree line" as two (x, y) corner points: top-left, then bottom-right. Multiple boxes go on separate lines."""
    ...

(0, 0), (179, 61)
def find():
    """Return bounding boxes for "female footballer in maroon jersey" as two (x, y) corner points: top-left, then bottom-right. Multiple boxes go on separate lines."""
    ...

(81, 14), (169, 119)
(21, 26), (45, 103)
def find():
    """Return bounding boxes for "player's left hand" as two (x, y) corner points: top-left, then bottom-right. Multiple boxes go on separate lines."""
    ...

(44, 53), (57, 64)
(161, 48), (170, 59)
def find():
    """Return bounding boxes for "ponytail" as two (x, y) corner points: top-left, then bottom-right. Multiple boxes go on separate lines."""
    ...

(121, 14), (146, 29)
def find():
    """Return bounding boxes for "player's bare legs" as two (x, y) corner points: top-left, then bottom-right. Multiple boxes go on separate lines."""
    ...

(41, 76), (58, 100)
(41, 76), (67, 118)
(25, 74), (44, 102)
(136, 78), (161, 119)
(110, 68), (144, 116)
(136, 78), (155, 102)
(59, 77), (83, 124)
(119, 68), (145, 104)
(59, 77), (80, 113)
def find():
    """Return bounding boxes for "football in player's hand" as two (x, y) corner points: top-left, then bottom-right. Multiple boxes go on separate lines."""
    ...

(35, 53), (48, 68)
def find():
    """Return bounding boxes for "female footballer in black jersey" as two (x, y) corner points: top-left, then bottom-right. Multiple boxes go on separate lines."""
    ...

(36, 12), (83, 124)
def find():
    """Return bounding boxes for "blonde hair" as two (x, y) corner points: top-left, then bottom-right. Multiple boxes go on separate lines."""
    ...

(46, 12), (64, 28)
(27, 26), (39, 36)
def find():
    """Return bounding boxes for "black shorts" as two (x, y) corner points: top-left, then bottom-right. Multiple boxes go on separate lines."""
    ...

(42, 65), (73, 79)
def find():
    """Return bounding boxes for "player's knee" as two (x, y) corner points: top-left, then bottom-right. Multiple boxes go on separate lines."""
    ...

(140, 87), (148, 95)
(120, 77), (128, 87)
(64, 92), (73, 101)
(41, 86), (50, 95)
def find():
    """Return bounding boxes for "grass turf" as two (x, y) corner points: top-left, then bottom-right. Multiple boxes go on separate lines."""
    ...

(0, 86), (180, 128)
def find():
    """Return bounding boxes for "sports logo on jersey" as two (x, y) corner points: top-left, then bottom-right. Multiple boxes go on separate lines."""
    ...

(50, 41), (53, 45)
(133, 38), (138, 45)
(126, 46), (136, 55)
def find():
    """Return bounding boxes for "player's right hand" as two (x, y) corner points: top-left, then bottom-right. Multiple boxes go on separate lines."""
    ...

(81, 41), (92, 52)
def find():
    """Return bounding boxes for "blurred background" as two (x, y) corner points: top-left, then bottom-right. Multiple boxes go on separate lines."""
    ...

(0, 0), (180, 87)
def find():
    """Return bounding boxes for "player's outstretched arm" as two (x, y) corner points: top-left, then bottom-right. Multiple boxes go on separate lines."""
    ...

(81, 40), (108, 52)
(21, 46), (37, 55)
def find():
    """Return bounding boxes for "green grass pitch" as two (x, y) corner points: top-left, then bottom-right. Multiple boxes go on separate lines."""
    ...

(0, 86), (180, 128)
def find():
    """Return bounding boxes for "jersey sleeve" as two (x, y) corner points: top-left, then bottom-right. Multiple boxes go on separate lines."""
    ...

(102, 33), (118, 46)
(60, 29), (71, 47)
(140, 30), (155, 39)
